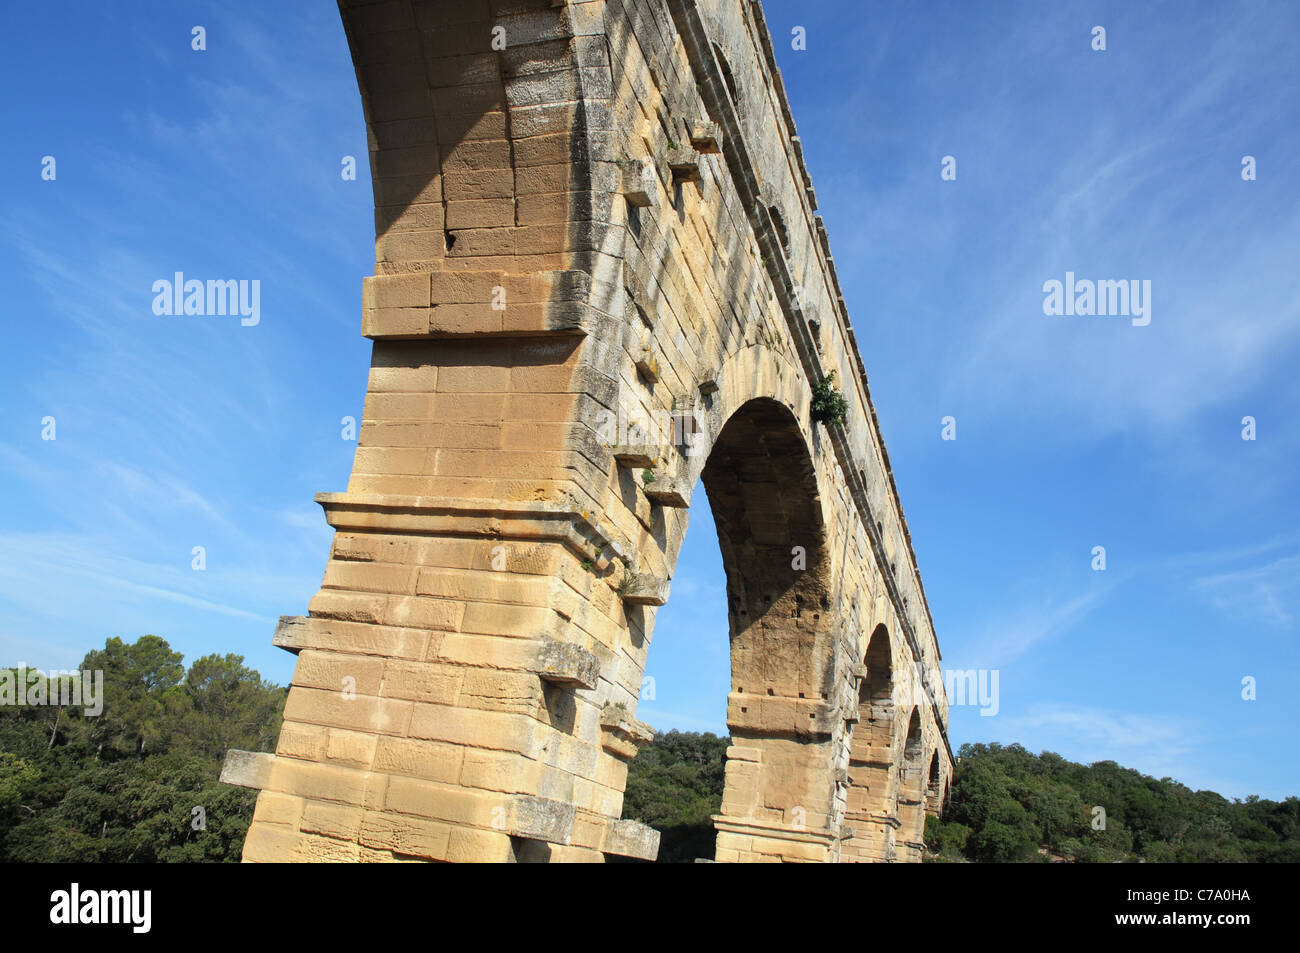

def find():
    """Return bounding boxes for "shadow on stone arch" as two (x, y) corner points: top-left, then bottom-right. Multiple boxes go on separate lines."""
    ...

(842, 622), (897, 861)
(691, 397), (840, 861)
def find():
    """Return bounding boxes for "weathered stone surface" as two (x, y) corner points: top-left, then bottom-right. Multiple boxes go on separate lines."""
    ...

(272, 615), (310, 654)
(633, 345), (661, 382)
(643, 478), (689, 508)
(618, 158), (658, 207)
(508, 795), (576, 845)
(602, 818), (661, 860)
(233, 0), (953, 865)
(610, 446), (659, 469)
(220, 750), (276, 790)
(621, 574), (669, 606)
(532, 638), (600, 690)
(599, 704), (655, 760)
(664, 147), (703, 183)
(689, 120), (722, 154)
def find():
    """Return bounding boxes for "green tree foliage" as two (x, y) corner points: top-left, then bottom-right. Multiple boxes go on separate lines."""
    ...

(621, 731), (729, 862)
(0, 635), (285, 862)
(810, 370), (849, 427)
(8, 644), (1297, 863)
(625, 734), (1299, 864)
(927, 743), (1300, 863)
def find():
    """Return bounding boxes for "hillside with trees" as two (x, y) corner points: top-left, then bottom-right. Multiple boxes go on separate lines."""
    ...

(4, 640), (1297, 862)
(0, 635), (284, 862)
(622, 732), (1300, 863)
(927, 741), (1300, 863)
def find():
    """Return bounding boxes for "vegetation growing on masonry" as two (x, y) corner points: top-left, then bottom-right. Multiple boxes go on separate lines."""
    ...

(810, 370), (849, 427)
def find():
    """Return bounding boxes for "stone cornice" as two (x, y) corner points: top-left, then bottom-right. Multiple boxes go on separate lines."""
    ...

(315, 492), (632, 571)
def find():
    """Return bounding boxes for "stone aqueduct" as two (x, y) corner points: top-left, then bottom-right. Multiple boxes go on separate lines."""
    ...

(222, 0), (954, 862)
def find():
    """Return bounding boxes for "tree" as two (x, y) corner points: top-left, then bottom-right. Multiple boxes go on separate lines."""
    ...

(0, 634), (281, 862)
(80, 635), (185, 759)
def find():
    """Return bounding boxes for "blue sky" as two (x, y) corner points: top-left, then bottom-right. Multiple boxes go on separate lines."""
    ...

(3, 1), (1297, 800)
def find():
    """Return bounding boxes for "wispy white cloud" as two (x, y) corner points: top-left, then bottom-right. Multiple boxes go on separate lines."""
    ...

(956, 584), (1114, 666)
(806, 2), (1300, 449)
(1194, 551), (1300, 628)
(983, 703), (1201, 783)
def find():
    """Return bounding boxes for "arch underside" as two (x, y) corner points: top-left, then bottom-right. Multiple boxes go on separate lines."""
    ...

(231, 0), (952, 864)
(702, 398), (840, 857)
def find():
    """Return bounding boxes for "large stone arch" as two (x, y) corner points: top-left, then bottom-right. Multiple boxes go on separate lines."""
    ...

(701, 397), (842, 860)
(895, 708), (927, 862)
(925, 749), (942, 818)
(226, 0), (953, 863)
(841, 622), (897, 861)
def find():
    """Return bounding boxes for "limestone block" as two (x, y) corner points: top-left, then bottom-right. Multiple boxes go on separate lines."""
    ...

(220, 750), (276, 790)
(508, 794), (576, 845)
(689, 120), (721, 154)
(610, 445), (659, 468)
(634, 345), (661, 382)
(617, 157), (658, 207)
(664, 146), (702, 183)
(532, 638), (601, 690)
(643, 477), (689, 508)
(621, 573), (668, 606)
(602, 818), (661, 860)
(272, 615), (310, 654)
(598, 704), (655, 760)
(363, 272), (432, 310)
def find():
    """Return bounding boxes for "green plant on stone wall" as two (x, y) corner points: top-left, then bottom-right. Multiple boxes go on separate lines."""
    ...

(811, 370), (849, 427)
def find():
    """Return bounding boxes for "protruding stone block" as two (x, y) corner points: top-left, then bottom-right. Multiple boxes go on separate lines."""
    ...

(644, 477), (689, 508)
(670, 408), (705, 449)
(621, 574), (669, 606)
(665, 147), (702, 183)
(618, 158), (658, 207)
(532, 638), (600, 691)
(508, 795), (576, 845)
(611, 446), (659, 468)
(220, 750), (276, 790)
(634, 346), (661, 382)
(602, 818), (661, 860)
(272, 615), (311, 654)
(689, 120), (721, 154)
(599, 705), (655, 759)
(363, 272), (432, 310)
